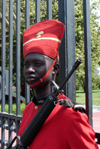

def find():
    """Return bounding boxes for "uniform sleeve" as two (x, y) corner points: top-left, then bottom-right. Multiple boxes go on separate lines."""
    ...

(67, 110), (99, 149)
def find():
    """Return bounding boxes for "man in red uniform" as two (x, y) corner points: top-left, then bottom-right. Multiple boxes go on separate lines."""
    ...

(18, 20), (98, 149)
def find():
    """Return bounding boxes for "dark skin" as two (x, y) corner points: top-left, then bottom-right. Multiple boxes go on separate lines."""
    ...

(24, 53), (59, 99)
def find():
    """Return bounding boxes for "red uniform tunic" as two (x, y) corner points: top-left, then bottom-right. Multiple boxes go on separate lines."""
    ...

(18, 94), (98, 149)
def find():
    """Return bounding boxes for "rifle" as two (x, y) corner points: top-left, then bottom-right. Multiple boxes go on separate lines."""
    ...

(7, 59), (82, 149)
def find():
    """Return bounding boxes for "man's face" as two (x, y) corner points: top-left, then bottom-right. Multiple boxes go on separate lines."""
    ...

(24, 53), (54, 87)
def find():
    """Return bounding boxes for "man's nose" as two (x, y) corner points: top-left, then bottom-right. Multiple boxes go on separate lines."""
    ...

(27, 65), (35, 73)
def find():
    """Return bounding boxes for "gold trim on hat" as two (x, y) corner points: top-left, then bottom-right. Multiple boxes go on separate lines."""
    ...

(23, 37), (61, 46)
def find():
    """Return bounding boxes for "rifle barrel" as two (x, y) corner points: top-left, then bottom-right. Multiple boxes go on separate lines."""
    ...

(59, 59), (82, 90)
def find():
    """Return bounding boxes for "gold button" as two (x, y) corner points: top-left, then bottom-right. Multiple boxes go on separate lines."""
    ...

(27, 147), (29, 149)
(35, 106), (38, 110)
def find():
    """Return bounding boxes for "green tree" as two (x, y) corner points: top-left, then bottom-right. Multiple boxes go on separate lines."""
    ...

(75, 0), (85, 90)
(90, 0), (100, 89)
(75, 0), (100, 90)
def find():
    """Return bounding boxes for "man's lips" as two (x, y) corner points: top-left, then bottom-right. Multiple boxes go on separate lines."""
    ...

(26, 76), (36, 82)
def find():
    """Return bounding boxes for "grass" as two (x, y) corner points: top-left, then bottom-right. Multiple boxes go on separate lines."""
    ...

(76, 89), (100, 106)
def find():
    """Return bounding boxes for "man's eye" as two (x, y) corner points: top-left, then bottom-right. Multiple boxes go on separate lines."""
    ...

(24, 62), (29, 67)
(35, 62), (42, 66)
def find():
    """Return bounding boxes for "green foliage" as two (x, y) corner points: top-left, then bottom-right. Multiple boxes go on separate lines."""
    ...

(75, 0), (100, 91)
(20, 103), (26, 115)
(92, 73), (100, 90)
(90, 0), (100, 71)
(52, 0), (58, 20)
(75, 0), (85, 91)
(90, 0), (100, 90)
(0, 103), (26, 115)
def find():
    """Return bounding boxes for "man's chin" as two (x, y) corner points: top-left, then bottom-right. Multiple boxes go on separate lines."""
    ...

(26, 80), (41, 87)
(26, 79), (44, 88)
(26, 81), (35, 85)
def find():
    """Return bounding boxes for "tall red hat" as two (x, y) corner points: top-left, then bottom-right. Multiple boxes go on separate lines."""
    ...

(23, 20), (65, 59)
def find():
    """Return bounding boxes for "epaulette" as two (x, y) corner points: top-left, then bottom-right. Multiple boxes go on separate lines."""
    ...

(73, 103), (86, 113)
(56, 99), (86, 113)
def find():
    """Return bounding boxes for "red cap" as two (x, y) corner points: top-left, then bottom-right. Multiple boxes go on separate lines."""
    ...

(23, 20), (65, 59)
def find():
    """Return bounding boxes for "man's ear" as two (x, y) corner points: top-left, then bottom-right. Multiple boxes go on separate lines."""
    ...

(52, 60), (59, 81)
(52, 63), (59, 81)
(53, 63), (59, 74)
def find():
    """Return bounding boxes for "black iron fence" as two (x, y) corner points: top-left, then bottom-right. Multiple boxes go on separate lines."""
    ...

(0, 0), (100, 148)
